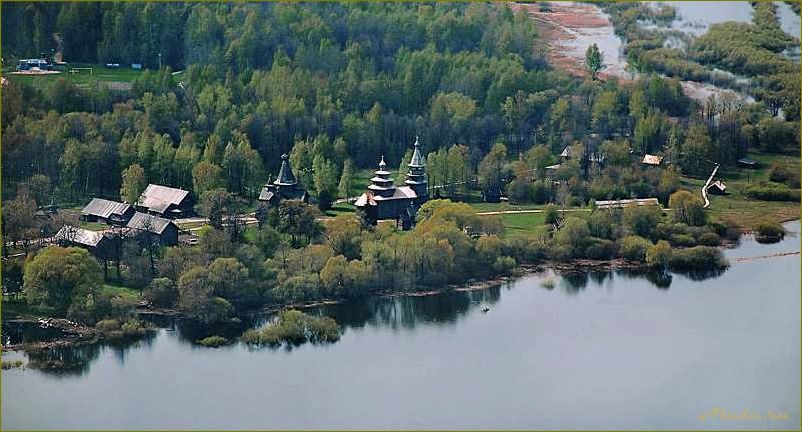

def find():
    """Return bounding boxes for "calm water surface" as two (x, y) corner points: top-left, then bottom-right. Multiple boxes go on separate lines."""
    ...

(2, 222), (800, 430)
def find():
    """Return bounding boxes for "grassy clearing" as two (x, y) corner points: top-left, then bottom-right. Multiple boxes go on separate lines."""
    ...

(5, 63), (143, 87)
(79, 221), (109, 231)
(468, 202), (546, 213)
(101, 283), (140, 301)
(490, 212), (547, 237)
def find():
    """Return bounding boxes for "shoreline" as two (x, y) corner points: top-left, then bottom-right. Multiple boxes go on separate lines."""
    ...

(4, 219), (799, 353)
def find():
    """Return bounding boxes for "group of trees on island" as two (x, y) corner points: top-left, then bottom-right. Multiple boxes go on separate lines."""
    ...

(1, 2), (797, 331)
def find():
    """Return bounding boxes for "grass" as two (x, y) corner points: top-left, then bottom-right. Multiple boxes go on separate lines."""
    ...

(101, 283), (140, 301)
(468, 202), (547, 213)
(79, 221), (109, 231)
(490, 212), (547, 237)
(324, 202), (356, 217)
(5, 63), (142, 87)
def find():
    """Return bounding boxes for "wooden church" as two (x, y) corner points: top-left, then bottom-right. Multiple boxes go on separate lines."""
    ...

(354, 138), (428, 229)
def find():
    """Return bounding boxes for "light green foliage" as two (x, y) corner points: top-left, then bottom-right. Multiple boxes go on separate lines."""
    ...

(585, 43), (604, 80)
(646, 240), (672, 269)
(23, 247), (103, 318)
(120, 164), (146, 204)
(619, 235), (652, 263)
(669, 190), (706, 226)
(241, 309), (342, 346)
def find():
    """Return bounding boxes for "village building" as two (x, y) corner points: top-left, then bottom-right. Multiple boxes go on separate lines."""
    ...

(125, 212), (179, 246)
(642, 154), (664, 166)
(737, 157), (759, 169)
(54, 225), (114, 258)
(355, 138), (428, 229)
(81, 198), (134, 226)
(707, 180), (728, 195)
(258, 154), (308, 206)
(595, 198), (660, 209)
(136, 184), (193, 219)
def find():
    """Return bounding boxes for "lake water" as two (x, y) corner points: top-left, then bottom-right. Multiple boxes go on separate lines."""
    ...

(2, 221), (800, 430)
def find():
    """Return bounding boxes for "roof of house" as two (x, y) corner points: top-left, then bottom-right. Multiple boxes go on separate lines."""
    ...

(737, 157), (758, 166)
(642, 154), (664, 166)
(55, 225), (106, 247)
(708, 180), (727, 192)
(354, 186), (417, 207)
(137, 184), (189, 212)
(595, 198), (660, 209)
(81, 198), (131, 219)
(126, 212), (175, 235)
(560, 146), (572, 158)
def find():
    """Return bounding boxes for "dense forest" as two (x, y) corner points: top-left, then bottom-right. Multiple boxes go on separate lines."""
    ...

(1, 2), (798, 335)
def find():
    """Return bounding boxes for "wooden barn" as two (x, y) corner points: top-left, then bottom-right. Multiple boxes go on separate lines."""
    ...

(54, 225), (114, 258)
(126, 212), (179, 246)
(81, 198), (134, 226)
(136, 184), (193, 219)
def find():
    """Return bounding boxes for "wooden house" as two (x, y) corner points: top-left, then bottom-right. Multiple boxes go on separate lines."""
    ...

(136, 184), (193, 219)
(125, 212), (179, 246)
(81, 198), (134, 226)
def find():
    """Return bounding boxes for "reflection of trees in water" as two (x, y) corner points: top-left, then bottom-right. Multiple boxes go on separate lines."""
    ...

(316, 286), (502, 331)
(171, 317), (253, 345)
(26, 333), (155, 377)
(560, 272), (589, 294)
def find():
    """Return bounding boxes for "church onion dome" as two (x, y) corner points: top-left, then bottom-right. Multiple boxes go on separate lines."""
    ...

(274, 154), (298, 186)
(374, 155), (392, 176)
(409, 136), (425, 168)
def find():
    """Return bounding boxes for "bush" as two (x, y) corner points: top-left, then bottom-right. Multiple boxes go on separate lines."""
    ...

(585, 238), (617, 260)
(619, 235), (652, 262)
(753, 220), (785, 243)
(768, 162), (801, 188)
(544, 204), (560, 225)
(697, 232), (721, 246)
(709, 218), (742, 242)
(196, 335), (228, 347)
(95, 319), (121, 332)
(669, 190), (706, 226)
(492, 256), (517, 274)
(669, 246), (728, 272)
(1, 360), (24, 370)
(671, 234), (697, 247)
(745, 183), (801, 202)
(646, 240), (672, 269)
(504, 234), (548, 263)
(241, 310), (342, 347)
(144, 278), (178, 308)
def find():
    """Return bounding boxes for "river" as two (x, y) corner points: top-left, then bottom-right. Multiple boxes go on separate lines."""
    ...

(2, 221), (800, 430)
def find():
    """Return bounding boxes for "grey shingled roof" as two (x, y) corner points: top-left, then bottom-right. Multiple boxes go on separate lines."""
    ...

(126, 212), (173, 235)
(81, 198), (131, 219)
(137, 184), (189, 212)
(274, 154), (297, 186)
(409, 137), (425, 167)
(55, 225), (106, 247)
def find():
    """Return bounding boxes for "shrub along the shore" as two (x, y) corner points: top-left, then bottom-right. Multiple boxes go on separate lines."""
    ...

(17, 197), (738, 327)
(241, 310), (341, 347)
(753, 220), (786, 243)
